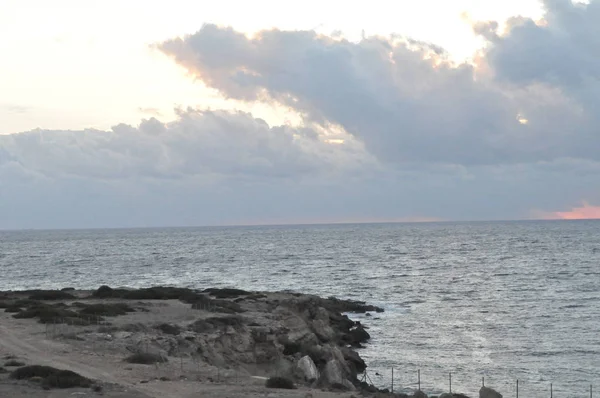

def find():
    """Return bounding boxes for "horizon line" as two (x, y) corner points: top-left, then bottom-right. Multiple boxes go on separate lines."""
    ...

(2, 217), (599, 232)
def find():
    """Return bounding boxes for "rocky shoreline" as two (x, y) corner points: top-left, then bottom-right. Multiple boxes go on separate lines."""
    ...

(0, 286), (393, 397)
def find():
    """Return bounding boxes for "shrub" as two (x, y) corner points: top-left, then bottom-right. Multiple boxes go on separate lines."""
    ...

(28, 290), (75, 301)
(10, 365), (92, 389)
(13, 305), (81, 323)
(0, 367), (8, 373)
(204, 288), (250, 299)
(4, 359), (26, 367)
(78, 303), (135, 317)
(125, 353), (167, 365)
(44, 370), (92, 388)
(265, 376), (296, 389)
(10, 365), (56, 379)
(92, 285), (115, 298)
(4, 306), (22, 313)
(156, 323), (181, 335)
(93, 285), (200, 301)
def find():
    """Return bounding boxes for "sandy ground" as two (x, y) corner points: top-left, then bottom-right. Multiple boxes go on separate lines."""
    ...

(0, 297), (360, 398)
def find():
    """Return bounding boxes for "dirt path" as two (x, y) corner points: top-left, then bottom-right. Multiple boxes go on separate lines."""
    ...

(0, 313), (348, 398)
(0, 322), (120, 384)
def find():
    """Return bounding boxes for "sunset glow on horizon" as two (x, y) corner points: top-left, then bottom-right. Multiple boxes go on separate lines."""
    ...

(535, 202), (600, 221)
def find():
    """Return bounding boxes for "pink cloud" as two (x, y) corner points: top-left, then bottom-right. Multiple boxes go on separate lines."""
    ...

(533, 201), (600, 220)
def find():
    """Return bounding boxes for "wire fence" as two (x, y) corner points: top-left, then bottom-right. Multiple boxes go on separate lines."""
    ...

(42, 320), (595, 397)
(363, 367), (595, 398)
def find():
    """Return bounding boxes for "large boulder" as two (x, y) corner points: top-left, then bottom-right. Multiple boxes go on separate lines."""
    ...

(413, 391), (428, 398)
(312, 319), (336, 342)
(480, 386), (502, 398)
(323, 359), (344, 384)
(314, 307), (330, 322)
(349, 325), (370, 342)
(341, 346), (366, 373)
(297, 355), (320, 382)
(323, 360), (355, 391)
(323, 345), (352, 376)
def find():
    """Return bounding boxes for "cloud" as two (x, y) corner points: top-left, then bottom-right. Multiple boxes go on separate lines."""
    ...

(1, 103), (32, 114)
(158, 20), (600, 167)
(0, 108), (371, 181)
(4, 3), (600, 228)
(138, 107), (163, 117)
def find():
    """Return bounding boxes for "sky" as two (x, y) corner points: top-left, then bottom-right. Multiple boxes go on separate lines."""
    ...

(1, 0), (600, 229)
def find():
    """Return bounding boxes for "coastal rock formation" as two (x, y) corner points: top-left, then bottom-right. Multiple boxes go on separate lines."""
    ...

(479, 386), (502, 398)
(0, 286), (386, 395)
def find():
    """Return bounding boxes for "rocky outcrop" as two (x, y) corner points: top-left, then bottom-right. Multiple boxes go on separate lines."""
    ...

(2, 286), (385, 394)
(480, 386), (502, 398)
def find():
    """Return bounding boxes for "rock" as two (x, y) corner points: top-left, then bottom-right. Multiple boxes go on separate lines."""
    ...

(297, 355), (320, 382)
(314, 307), (330, 322)
(322, 358), (355, 390)
(312, 319), (336, 342)
(93, 285), (114, 298)
(287, 330), (319, 347)
(322, 345), (352, 376)
(349, 325), (370, 342)
(274, 358), (295, 378)
(341, 378), (356, 391)
(479, 387), (502, 398)
(341, 347), (366, 373)
(413, 390), (428, 398)
(323, 359), (344, 385)
(204, 288), (250, 299)
(440, 394), (453, 398)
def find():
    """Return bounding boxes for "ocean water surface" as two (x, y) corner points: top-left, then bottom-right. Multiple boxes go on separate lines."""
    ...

(1, 220), (599, 397)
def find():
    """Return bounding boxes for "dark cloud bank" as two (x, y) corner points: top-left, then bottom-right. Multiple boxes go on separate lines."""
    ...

(2, 0), (600, 228)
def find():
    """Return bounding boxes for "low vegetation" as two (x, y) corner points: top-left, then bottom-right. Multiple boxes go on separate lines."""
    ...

(4, 359), (26, 367)
(10, 365), (93, 389)
(125, 352), (167, 365)
(78, 302), (135, 316)
(265, 376), (296, 389)
(92, 285), (246, 313)
(155, 323), (181, 335)
(10, 300), (135, 324)
(27, 290), (76, 301)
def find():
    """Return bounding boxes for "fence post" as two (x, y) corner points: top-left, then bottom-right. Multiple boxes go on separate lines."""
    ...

(516, 379), (519, 398)
(418, 369), (421, 391)
(482, 376), (485, 387)
(449, 372), (452, 393)
(391, 368), (394, 393)
(590, 384), (593, 398)
(551, 383), (553, 398)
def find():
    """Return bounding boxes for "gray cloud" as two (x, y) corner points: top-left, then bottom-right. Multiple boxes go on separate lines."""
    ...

(159, 14), (600, 166)
(0, 109), (371, 181)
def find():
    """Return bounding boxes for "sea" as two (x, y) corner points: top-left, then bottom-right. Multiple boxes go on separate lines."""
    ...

(1, 220), (599, 397)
